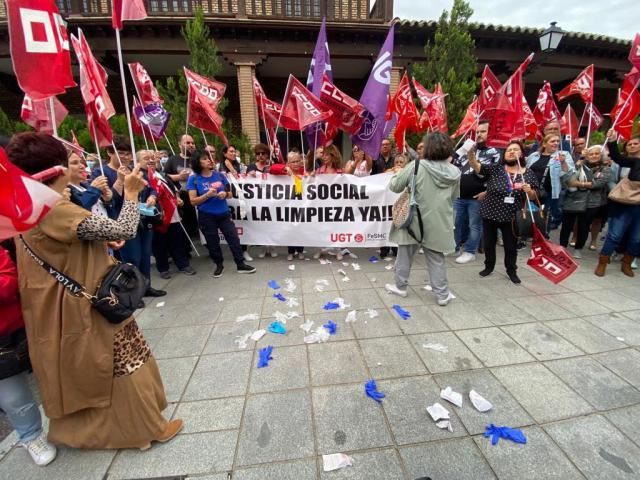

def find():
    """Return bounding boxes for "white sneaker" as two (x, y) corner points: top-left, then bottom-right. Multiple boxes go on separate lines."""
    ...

(22, 433), (57, 466)
(287, 254), (294, 261)
(269, 248), (278, 258)
(298, 252), (305, 260)
(632, 259), (638, 269)
(258, 248), (267, 259)
(313, 251), (322, 260)
(418, 248), (424, 254)
(423, 284), (433, 291)
(497, 237), (504, 246)
(455, 252), (476, 264)
(572, 249), (582, 259)
(336, 252), (344, 261)
(243, 251), (253, 262)
(437, 292), (456, 307)
(385, 283), (408, 297)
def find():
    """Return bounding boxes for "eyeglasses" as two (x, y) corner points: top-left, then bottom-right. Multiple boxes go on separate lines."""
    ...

(256, 152), (268, 156)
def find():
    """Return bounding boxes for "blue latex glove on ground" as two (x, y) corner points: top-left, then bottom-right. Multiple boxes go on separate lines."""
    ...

(484, 424), (527, 445)
(369, 256), (379, 263)
(268, 280), (280, 290)
(323, 301), (340, 310)
(323, 321), (337, 335)
(273, 293), (286, 302)
(257, 346), (274, 368)
(365, 379), (385, 403)
(392, 304), (411, 320)
(267, 321), (286, 334)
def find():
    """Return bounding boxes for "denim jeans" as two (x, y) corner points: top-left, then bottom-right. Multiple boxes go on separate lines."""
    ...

(120, 226), (154, 280)
(0, 372), (42, 443)
(544, 197), (562, 230)
(454, 198), (483, 253)
(601, 204), (640, 257)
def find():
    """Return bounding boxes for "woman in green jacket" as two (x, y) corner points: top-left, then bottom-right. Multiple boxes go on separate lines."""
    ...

(385, 132), (461, 306)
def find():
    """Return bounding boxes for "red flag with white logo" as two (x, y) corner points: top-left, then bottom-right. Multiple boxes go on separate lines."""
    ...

(486, 71), (525, 147)
(0, 147), (60, 241)
(452, 99), (479, 138)
(7, 0), (76, 100)
(389, 73), (420, 151)
(533, 81), (562, 130)
(528, 225), (578, 284)
(71, 29), (116, 147)
(184, 67), (226, 111)
(522, 96), (538, 140)
(413, 80), (448, 133)
(557, 65), (594, 103)
(610, 77), (640, 140)
(253, 77), (300, 131)
(629, 33), (640, 70)
(128, 62), (163, 105)
(20, 94), (67, 135)
(112, 0), (147, 30)
(280, 75), (332, 131)
(581, 103), (604, 133)
(560, 104), (580, 140)
(320, 74), (365, 135)
(187, 87), (228, 145)
(478, 66), (501, 114)
(265, 128), (285, 163)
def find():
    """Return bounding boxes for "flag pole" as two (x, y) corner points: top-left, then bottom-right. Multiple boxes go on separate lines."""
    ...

(273, 75), (292, 139)
(299, 130), (306, 158)
(178, 220), (200, 256)
(607, 77), (640, 141)
(163, 133), (176, 156)
(48, 97), (58, 137)
(259, 94), (274, 157)
(185, 82), (191, 149)
(110, 140), (123, 168)
(90, 128), (105, 176)
(585, 103), (593, 149)
(200, 129), (216, 165)
(114, 28), (137, 164)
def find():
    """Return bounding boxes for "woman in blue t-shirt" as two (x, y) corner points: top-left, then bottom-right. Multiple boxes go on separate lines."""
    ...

(187, 150), (256, 278)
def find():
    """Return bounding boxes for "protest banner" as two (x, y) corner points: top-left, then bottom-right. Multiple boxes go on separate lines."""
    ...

(218, 173), (399, 247)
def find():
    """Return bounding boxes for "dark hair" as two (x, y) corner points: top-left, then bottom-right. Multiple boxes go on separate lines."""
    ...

(6, 132), (67, 177)
(254, 143), (269, 155)
(422, 132), (453, 161)
(503, 140), (527, 167)
(106, 135), (130, 154)
(190, 149), (211, 174)
(219, 145), (235, 161)
(477, 120), (490, 127)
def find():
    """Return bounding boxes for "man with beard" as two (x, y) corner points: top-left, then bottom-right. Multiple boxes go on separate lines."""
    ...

(452, 121), (503, 263)
(165, 135), (198, 236)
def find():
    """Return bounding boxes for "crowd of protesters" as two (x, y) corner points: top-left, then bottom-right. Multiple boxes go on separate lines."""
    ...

(0, 120), (638, 466)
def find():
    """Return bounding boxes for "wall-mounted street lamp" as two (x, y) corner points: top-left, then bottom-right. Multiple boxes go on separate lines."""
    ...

(539, 22), (566, 52)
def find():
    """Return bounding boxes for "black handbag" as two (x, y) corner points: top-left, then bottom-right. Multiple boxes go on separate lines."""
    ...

(20, 237), (146, 325)
(513, 198), (547, 239)
(0, 328), (31, 381)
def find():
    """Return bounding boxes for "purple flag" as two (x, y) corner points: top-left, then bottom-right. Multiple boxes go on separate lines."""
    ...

(134, 103), (171, 139)
(352, 24), (395, 159)
(305, 17), (332, 150)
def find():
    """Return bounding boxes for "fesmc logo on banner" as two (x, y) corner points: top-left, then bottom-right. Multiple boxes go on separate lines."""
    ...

(218, 174), (399, 247)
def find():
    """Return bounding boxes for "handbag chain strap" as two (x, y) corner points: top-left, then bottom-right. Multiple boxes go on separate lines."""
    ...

(18, 236), (95, 301)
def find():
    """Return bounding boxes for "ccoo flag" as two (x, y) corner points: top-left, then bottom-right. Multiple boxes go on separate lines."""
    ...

(352, 24), (395, 159)
(112, 0), (147, 30)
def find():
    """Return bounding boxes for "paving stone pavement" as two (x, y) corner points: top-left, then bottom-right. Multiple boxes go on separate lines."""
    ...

(1, 245), (640, 480)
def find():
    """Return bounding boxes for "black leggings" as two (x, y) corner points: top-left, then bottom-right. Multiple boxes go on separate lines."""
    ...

(483, 218), (518, 274)
(560, 210), (590, 249)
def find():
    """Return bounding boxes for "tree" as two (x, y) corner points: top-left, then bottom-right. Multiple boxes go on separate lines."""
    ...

(412, 0), (478, 130)
(157, 8), (250, 156)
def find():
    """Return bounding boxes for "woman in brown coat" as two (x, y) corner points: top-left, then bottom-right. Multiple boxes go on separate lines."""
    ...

(7, 133), (182, 450)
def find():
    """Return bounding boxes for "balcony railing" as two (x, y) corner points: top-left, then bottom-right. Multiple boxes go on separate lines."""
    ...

(0, 0), (392, 22)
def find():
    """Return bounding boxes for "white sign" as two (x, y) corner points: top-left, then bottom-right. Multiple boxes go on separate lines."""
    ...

(224, 173), (399, 247)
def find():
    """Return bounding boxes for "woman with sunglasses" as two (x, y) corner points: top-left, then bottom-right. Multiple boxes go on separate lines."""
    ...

(345, 145), (372, 176)
(468, 140), (539, 284)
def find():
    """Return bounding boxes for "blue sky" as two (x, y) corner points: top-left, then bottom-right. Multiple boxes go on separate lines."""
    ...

(394, 0), (637, 40)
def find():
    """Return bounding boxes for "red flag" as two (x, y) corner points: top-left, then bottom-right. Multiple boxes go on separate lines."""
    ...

(522, 96), (538, 140)
(486, 71), (525, 147)
(557, 65), (594, 103)
(452, 99), (479, 138)
(527, 225), (578, 284)
(610, 77), (640, 140)
(629, 33), (640, 70)
(253, 77), (295, 130)
(20, 94), (67, 135)
(184, 67), (226, 110)
(112, 0), (147, 30)
(514, 52), (535, 77)
(478, 66), (502, 114)
(188, 87), (228, 145)
(560, 104), (580, 140)
(533, 81), (561, 130)
(413, 81), (448, 133)
(0, 148), (60, 241)
(319, 74), (365, 135)
(625, 67), (640, 88)
(7, 0), (76, 100)
(265, 128), (285, 163)
(71, 29), (116, 147)
(147, 167), (177, 233)
(128, 62), (163, 105)
(581, 103), (604, 133)
(389, 73), (420, 151)
(280, 75), (332, 130)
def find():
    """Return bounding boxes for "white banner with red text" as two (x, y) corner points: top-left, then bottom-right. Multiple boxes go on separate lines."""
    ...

(219, 173), (398, 247)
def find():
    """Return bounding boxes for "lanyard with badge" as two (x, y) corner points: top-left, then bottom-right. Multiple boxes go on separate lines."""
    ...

(502, 168), (522, 204)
